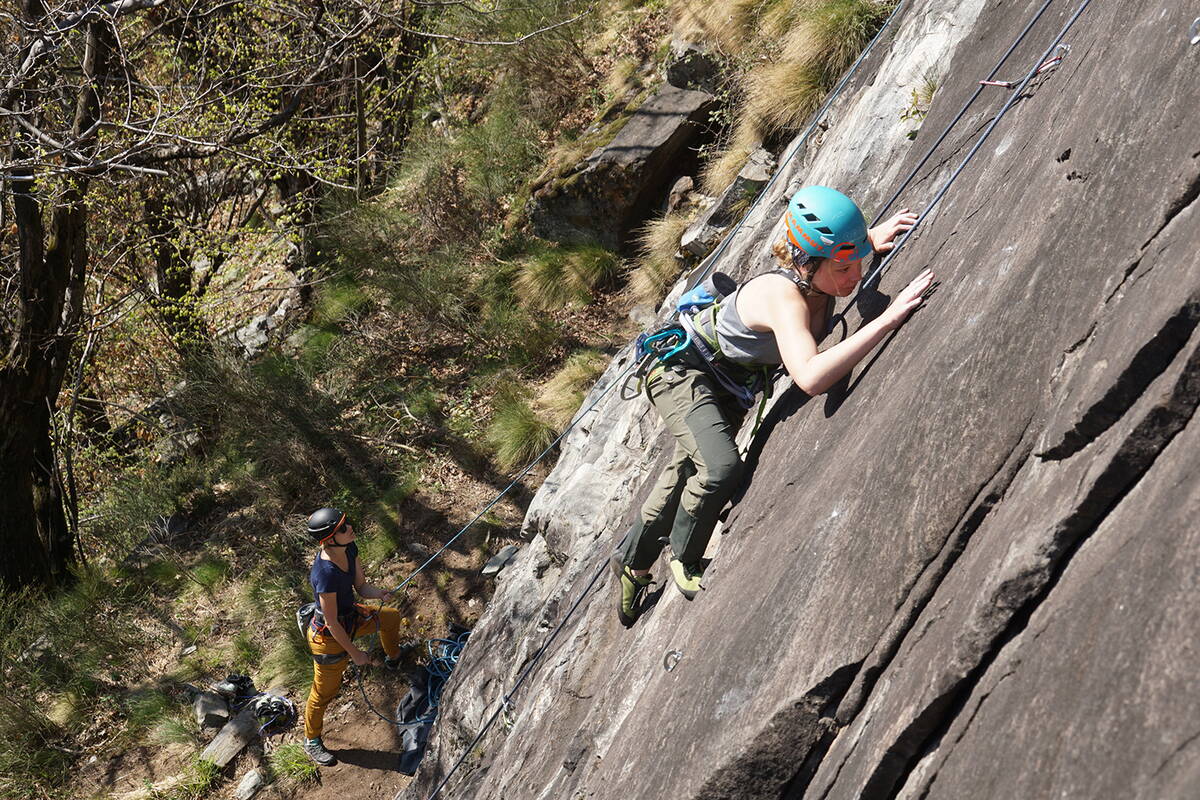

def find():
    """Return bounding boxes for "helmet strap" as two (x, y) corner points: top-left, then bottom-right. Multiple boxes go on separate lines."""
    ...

(787, 245), (826, 297)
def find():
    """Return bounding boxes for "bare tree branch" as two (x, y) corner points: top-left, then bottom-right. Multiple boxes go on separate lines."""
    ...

(396, 6), (592, 46)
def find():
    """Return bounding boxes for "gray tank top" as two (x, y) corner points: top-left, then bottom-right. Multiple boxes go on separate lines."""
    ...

(701, 270), (830, 366)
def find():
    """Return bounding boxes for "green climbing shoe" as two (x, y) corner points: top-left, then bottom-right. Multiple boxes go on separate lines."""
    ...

(613, 558), (653, 628)
(669, 558), (704, 600)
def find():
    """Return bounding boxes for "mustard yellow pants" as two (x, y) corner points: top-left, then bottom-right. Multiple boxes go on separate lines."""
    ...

(304, 604), (402, 739)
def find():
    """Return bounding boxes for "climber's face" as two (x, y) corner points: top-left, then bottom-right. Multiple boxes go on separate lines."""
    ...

(813, 257), (863, 297)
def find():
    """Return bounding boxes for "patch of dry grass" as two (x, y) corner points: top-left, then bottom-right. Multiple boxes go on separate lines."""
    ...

(625, 210), (695, 306)
(688, 0), (896, 190)
(536, 349), (610, 427)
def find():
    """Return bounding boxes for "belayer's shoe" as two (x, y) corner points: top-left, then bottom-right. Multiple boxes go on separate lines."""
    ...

(611, 555), (653, 628)
(668, 558), (705, 600)
(304, 737), (337, 766)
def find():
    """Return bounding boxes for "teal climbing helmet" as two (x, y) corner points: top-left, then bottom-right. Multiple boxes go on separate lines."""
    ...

(784, 185), (871, 262)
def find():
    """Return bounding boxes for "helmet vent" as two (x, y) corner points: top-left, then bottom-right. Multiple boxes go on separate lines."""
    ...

(816, 226), (834, 235)
(801, 213), (819, 222)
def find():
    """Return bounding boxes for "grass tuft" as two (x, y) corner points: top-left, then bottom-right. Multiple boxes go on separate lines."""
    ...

(695, 0), (896, 187)
(486, 386), (558, 471)
(626, 211), (693, 305)
(537, 349), (610, 427)
(260, 626), (314, 692)
(515, 242), (622, 310)
(269, 742), (319, 783)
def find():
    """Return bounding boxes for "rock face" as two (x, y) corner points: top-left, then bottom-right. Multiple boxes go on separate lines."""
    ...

(405, 2), (1200, 799)
(529, 85), (718, 250)
(681, 146), (776, 258)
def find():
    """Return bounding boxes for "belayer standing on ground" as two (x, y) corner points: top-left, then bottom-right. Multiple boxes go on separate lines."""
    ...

(613, 185), (934, 626)
(302, 507), (404, 765)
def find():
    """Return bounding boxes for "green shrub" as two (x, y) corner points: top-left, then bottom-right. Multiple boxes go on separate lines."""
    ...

(261, 626), (313, 692)
(516, 242), (621, 310)
(311, 274), (371, 328)
(188, 555), (231, 594)
(161, 757), (220, 800)
(124, 689), (175, 736)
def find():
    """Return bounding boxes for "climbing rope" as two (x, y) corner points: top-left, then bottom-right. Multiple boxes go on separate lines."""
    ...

(829, 0), (1093, 337)
(415, 559), (609, 800)
(353, 631), (471, 727)
(870, 0), (1058, 226)
(386, 358), (637, 599)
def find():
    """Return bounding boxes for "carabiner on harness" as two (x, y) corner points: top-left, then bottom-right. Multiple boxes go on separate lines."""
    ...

(621, 324), (692, 399)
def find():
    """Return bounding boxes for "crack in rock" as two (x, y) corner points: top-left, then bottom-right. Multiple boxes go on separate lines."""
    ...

(694, 663), (861, 800)
(1039, 293), (1200, 460)
(831, 418), (1035, 729)
(860, 336), (1200, 800)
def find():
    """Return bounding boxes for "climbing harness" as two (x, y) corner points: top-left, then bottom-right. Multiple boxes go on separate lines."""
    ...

(979, 45), (1069, 88)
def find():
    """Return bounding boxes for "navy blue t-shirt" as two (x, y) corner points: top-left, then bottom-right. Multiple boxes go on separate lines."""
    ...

(310, 542), (358, 628)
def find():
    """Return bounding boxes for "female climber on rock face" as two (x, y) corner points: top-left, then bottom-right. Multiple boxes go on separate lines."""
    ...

(612, 185), (934, 626)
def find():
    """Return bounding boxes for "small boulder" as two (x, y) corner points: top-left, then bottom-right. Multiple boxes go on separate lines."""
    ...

(665, 38), (722, 94)
(234, 768), (265, 800)
(193, 691), (230, 730)
(681, 147), (776, 259)
(529, 84), (718, 250)
(481, 545), (520, 578)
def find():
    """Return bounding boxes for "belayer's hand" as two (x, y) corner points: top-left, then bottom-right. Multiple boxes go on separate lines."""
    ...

(880, 269), (935, 330)
(350, 647), (378, 667)
(868, 210), (919, 253)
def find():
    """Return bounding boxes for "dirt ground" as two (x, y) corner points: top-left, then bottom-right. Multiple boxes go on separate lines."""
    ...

(282, 669), (414, 800)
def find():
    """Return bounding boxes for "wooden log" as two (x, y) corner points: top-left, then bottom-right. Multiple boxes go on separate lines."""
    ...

(199, 687), (287, 768)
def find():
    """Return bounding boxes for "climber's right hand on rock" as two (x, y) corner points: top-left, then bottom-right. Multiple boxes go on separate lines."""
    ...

(880, 269), (935, 330)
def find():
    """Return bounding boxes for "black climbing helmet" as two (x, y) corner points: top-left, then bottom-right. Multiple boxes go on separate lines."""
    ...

(306, 507), (348, 545)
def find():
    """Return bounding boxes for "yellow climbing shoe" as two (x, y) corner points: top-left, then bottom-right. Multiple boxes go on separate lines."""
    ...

(669, 558), (704, 600)
(612, 555), (653, 627)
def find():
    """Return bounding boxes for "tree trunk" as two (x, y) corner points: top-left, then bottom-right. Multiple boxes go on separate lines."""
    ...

(0, 17), (109, 590)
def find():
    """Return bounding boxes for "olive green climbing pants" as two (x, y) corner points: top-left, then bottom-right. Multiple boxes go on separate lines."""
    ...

(620, 353), (747, 571)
